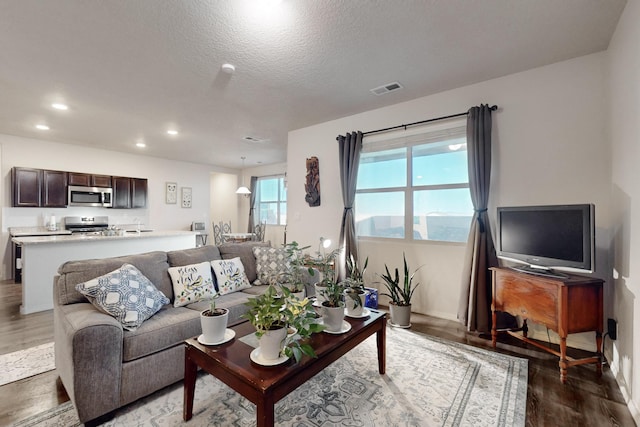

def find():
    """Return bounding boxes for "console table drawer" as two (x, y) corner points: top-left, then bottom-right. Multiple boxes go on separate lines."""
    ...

(494, 278), (558, 329)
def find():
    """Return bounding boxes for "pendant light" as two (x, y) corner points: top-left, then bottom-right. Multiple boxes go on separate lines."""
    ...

(236, 156), (251, 195)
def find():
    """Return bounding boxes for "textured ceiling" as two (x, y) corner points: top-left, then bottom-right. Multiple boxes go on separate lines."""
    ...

(0, 0), (627, 169)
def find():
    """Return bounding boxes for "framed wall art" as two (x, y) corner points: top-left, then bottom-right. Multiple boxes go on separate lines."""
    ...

(181, 187), (192, 208)
(165, 182), (177, 204)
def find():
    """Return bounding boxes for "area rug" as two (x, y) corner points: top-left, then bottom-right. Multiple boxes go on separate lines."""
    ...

(13, 328), (527, 426)
(0, 342), (55, 386)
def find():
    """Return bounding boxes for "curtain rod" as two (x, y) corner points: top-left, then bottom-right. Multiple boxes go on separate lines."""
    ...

(344, 105), (498, 138)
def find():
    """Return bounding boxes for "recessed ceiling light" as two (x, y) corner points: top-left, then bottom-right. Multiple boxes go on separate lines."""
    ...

(35, 124), (50, 130)
(136, 142), (146, 148)
(167, 130), (178, 136)
(221, 63), (236, 74)
(51, 103), (68, 110)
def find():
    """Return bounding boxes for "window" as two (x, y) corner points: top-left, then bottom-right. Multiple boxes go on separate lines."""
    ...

(256, 176), (287, 225)
(355, 124), (473, 242)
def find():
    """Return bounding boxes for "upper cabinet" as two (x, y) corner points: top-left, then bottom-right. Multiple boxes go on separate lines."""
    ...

(12, 167), (67, 208)
(12, 167), (147, 209)
(112, 177), (148, 209)
(68, 173), (112, 188)
(12, 167), (42, 207)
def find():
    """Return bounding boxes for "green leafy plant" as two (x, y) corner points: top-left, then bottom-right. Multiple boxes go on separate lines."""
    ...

(202, 294), (224, 317)
(344, 255), (369, 308)
(379, 253), (422, 306)
(280, 241), (316, 293)
(242, 284), (324, 362)
(311, 247), (345, 307)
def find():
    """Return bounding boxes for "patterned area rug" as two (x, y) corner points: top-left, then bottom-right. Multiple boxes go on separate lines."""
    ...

(13, 328), (527, 426)
(0, 342), (55, 386)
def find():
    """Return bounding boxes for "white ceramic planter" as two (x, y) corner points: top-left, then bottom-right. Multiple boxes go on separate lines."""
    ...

(258, 327), (288, 360)
(344, 290), (369, 316)
(322, 304), (345, 332)
(389, 303), (412, 328)
(200, 308), (229, 342)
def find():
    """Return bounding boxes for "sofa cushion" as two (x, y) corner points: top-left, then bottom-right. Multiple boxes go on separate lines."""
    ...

(218, 241), (270, 283)
(186, 290), (263, 324)
(75, 264), (170, 331)
(211, 257), (252, 295)
(122, 305), (201, 362)
(168, 261), (217, 307)
(253, 246), (290, 285)
(166, 245), (222, 267)
(57, 251), (171, 306)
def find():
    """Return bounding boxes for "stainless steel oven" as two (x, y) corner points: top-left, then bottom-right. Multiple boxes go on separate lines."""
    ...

(68, 186), (113, 208)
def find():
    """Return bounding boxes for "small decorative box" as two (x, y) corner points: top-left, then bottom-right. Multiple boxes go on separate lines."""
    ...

(365, 287), (378, 309)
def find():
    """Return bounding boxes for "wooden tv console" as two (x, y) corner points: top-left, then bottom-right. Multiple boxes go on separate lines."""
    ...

(490, 267), (603, 383)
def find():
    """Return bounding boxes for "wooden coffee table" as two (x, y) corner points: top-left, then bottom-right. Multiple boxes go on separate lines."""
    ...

(183, 309), (386, 426)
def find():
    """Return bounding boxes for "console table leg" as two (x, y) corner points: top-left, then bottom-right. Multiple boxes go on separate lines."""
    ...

(559, 336), (568, 384)
(596, 331), (603, 377)
(491, 309), (497, 348)
(183, 349), (197, 421)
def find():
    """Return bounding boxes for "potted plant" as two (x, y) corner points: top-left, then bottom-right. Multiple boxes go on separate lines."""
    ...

(379, 253), (422, 328)
(200, 294), (229, 344)
(279, 241), (316, 299)
(314, 248), (348, 332)
(344, 255), (369, 317)
(243, 284), (324, 363)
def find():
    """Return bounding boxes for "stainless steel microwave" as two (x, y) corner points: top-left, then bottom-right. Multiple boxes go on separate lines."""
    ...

(68, 186), (113, 208)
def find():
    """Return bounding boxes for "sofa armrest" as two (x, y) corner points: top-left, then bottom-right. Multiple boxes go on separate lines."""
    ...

(54, 302), (124, 423)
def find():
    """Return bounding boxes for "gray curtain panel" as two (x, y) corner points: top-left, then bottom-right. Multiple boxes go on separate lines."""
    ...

(337, 131), (363, 281)
(247, 176), (258, 233)
(457, 105), (498, 333)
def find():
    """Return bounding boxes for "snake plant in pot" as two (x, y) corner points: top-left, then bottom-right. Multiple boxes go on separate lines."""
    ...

(344, 254), (369, 316)
(379, 253), (422, 328)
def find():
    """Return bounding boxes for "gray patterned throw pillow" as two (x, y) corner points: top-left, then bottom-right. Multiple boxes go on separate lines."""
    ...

(253, 246), (290, 285)
(75, 263), (169, 331)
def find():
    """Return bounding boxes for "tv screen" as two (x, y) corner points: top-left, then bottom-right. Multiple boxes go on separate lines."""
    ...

(496, 204), (595, 275)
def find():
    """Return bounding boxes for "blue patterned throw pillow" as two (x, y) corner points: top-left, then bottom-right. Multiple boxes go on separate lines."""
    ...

(75, 263), (169, 331)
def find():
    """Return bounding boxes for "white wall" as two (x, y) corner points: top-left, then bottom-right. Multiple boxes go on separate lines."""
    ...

(210, 171), (239, 239)
(288, 53), (611, 348)
(607, 0), (640, 422)
(0, 133), (225, 279)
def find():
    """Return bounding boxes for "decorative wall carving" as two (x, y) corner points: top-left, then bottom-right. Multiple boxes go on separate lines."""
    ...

(305, 156), (320, 207)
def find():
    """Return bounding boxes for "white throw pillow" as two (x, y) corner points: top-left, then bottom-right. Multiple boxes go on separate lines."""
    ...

(168, 261), (216, 307)
(253, 246), (290, 285)
(75, 263), (169, 331)
(210, 257), (251, 295)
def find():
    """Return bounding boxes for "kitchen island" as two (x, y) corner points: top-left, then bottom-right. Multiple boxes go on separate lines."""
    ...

(12, 230), (197, 314)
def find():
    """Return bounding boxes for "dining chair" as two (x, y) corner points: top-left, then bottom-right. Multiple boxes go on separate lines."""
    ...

(253, 221), (266, 242)
(212, 223), (223, 245)
(220, 221), (232, 235)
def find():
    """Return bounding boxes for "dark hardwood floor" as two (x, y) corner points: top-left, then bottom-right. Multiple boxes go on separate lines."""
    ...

(0, 279), (635, 426)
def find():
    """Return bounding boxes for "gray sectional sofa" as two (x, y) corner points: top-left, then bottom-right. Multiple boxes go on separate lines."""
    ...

(53, 242), (291, 424)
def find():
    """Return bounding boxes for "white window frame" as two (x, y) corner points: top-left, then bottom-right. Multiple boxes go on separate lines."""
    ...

(256, 175), (287, 226)
(355, 119), (471, 243)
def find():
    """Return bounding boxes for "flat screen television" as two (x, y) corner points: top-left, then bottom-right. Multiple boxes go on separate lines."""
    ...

(496, 204), (595, 278)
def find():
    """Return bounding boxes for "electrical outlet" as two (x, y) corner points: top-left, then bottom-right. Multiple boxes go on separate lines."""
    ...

(607, 318), (617, 341)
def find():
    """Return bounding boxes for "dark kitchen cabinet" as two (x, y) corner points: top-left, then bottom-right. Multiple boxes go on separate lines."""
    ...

(112, 177), (132, 209)
(68, 172), (112, 188)
(112, 177), (147, 209)
(12, 167), (67, 207)
(42, 170), (68, 207)
(12, 167), (41, 207)
(131, 178), (148, 208)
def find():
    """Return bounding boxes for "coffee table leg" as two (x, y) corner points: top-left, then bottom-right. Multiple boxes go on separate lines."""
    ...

(183, 348), (197, 421)
(377, 316), (386, 374)
(256, 395), (275, 427)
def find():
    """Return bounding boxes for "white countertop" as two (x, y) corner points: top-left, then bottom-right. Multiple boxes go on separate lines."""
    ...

(9, 227), (72, 237)
(12, 230), (196, 245)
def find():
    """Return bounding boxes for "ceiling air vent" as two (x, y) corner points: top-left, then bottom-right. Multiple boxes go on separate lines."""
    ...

(370, 81), (404, 96)
(243, 136), (265, 143)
